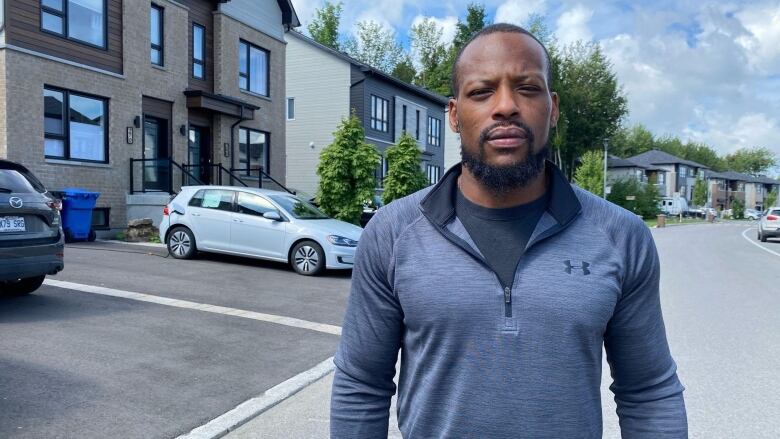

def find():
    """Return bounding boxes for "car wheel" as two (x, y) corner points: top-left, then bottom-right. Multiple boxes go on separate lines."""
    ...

(2, 275), (46, 296)
(167, 227), (197, 259)
(291, 241), (325, 276)
(760, 232), (768, 242)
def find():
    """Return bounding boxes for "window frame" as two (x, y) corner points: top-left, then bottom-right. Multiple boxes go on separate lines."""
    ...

(43, 85), (109, 164)
(402, 105), (407, 132)
(415, 109), (420, 140)
(237, 127), (270, 177)
(427, 116), (441, 146)
(91, 207), (111, 230)
(239, 40), (271, 97)
(370, 95), (389, 132)
(192, 23), (206, 80)
(286, 97), (295, 121)
(426, 164), (441, 185)
(150, 4), (164, 66)
(40, 0), (108, 50)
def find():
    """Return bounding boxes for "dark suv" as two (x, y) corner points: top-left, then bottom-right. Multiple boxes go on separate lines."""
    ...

(0, 160), (64, 295)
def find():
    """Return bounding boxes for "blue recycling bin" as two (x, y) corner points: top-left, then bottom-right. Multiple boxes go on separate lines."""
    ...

(60, 188), (100, 242)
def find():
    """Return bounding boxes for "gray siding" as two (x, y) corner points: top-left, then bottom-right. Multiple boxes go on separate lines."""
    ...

(219, 0), (284, 41)
(350, 67), (365, 124)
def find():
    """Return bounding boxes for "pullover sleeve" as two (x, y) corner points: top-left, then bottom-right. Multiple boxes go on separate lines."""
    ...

(605, 225), (688, 438)
(330, 214), (403, 438)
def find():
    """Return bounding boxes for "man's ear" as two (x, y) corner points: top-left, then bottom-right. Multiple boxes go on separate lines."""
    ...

(448, 98), (459, 133)
(550, 92), (560, 128)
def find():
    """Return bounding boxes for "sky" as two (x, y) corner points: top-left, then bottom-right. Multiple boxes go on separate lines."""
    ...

(289, 0), (780, 166)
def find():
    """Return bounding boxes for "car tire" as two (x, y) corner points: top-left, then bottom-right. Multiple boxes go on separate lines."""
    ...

(2, 275), (46, 296)
(167, 227), (197, 259)
(757, 230), (762, 241)
(760, 233), (768, 243)
(290, 240), (325, 276)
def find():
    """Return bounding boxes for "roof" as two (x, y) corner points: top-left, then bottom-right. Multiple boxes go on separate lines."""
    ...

(705, 170), (780, 185)
(276, 0), (300, 28)
(627, 149), (709, 169)
(286, 30), (449, 106)
(607, 155), (644, 168)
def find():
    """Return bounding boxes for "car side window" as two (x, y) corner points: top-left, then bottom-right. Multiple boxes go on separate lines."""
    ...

(771, 209), (780, 216)
(191, 189), (234, 211)
(237, 192), (276, 217)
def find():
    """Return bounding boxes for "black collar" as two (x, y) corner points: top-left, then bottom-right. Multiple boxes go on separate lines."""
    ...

(419, 161), (582, 228)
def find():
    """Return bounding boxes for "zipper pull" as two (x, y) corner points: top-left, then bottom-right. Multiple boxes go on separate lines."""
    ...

(504, 286), (511, 304)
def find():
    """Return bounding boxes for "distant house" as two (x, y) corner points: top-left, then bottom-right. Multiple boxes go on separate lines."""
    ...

(626, 150), (709, 202)
(284, 31), (449, 197)
(705, 171), (780, 211)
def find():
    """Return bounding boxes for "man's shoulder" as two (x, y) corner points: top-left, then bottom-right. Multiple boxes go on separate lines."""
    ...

(369, 187), (432, 235)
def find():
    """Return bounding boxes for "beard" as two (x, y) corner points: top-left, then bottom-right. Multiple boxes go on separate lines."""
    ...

(460, 121), (549, 195)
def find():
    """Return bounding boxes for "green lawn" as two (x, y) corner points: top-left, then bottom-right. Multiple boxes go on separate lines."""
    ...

(645, 216), (710, 228)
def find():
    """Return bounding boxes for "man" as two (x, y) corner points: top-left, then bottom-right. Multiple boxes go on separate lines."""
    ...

(331, 23), (687, 438)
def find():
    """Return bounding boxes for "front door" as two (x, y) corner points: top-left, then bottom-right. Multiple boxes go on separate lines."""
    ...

(143, 116), (169, 191)
(188, 125), (211, 185)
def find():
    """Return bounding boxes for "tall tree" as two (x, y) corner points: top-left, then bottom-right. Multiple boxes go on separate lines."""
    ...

(573, 150), (604, 197)
(316, 112), (380, 225)
(342, 21), (404, 74)
(382, 132), (429, 205)
(307, 1), (342, 50)
(410, 18), (447, 90)
(609, 125), (655, 158)
(392, 54), (417, 83)
(556, 41), (628, 179)
(724, 147), (778, 176)
(692, 178), (708, 207)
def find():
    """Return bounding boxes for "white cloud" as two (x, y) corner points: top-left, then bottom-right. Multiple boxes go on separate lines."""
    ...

(411, 14), (459, 46)
(684, 113), (780, 157)
(555, 4), (594, 46)
(735, 2), (780, 73)
(495, 0), (547, 25)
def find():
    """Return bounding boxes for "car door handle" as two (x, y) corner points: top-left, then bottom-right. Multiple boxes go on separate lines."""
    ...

(233, 218), (243, 223)
(191, 212), (201, 217)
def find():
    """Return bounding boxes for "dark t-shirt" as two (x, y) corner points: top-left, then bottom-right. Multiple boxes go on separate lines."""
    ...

(455, 188), (549, 289)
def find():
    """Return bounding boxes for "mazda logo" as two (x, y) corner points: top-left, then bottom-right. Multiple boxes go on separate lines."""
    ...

(9, 197), (23, 209)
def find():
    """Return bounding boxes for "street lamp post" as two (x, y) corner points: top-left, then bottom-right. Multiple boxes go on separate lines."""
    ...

(603, 138), (609, 199)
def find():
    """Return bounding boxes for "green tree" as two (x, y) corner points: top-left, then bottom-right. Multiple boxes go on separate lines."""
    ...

(607, 179), (660, 219)
(766, 188), (778, 208)
(556, 41), (628, 179)
(410, 18), (448, 90)
(692, 178), (708, 207)
(573, 150), (604, 197)
(307, 1), (342, 50)
(316, 112), (380, 225)
(342, 21), (404, 74)
(382, 132), (429, 205)
(724, 147), (778, 176)
(392, 54), (417, 83)
(609, 124), (654, 158)
(731, 198), (745, 219)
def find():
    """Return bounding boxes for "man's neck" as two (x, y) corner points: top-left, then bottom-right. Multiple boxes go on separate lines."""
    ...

(458, 166), (548, 209)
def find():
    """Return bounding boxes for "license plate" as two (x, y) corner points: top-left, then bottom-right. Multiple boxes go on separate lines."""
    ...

(0, 216), (26, 232)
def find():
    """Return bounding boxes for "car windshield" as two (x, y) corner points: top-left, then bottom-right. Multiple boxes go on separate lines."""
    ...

(269, 194), (330, 220)
(0, 169), (45, 194)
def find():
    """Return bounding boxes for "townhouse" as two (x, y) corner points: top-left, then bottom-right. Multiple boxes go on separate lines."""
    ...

(625, 149), (709, 202)
(705, 171), (780, 211)
(0, 0), (298, 231)
(284, 30), (448, 197)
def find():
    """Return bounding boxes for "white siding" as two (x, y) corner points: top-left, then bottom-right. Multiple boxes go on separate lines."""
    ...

(285, 33), (351, 195)
(443, 118), (461, 171)
(220, 0), (284, 41)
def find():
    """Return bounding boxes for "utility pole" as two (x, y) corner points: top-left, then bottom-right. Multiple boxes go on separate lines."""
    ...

(603, 138), (609, 199)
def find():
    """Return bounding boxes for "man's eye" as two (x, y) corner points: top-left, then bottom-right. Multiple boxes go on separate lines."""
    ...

(518, 85), (541, 93)
(468, 89), (491, 97)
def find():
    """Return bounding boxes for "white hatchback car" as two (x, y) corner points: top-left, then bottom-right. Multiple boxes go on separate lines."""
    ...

(159, 186), (362, 275)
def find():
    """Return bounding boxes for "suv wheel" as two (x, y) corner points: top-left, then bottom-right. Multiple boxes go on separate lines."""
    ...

(2, 275), (46, 296)
(291, 241), (325, 276)
(167, 227), (197, 259)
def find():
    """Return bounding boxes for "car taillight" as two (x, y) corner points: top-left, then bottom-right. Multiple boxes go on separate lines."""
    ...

(47, 199), (62, 211)
(163, 206), (170, 216)
(767, 215), (778, 221)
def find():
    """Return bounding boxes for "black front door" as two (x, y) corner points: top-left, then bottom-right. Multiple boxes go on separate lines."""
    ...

(142, 116), (169, 191)
(188, 125), (211, 185)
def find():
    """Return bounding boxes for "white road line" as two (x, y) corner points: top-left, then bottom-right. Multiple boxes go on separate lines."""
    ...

(740, 227), (780, 258)
(43, 279), (342, 336)
(176, 357), (336, 439)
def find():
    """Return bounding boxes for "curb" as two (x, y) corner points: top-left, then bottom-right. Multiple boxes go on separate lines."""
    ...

(176, 357), (336, 439)
(96, 239), (167, 248)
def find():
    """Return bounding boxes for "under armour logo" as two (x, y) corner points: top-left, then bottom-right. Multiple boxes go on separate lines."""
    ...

(564, 260), (591, 275)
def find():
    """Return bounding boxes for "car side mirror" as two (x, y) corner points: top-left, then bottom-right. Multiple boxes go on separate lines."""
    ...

(263, 211), (282, 221)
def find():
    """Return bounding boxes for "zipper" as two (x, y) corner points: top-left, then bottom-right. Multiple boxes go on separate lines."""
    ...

(503, 286), (512, 318)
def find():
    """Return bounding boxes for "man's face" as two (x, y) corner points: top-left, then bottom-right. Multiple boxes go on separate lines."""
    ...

(449, 32), (559, 191)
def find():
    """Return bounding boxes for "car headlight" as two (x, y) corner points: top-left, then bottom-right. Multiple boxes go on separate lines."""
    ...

(327, 235), (358, 247)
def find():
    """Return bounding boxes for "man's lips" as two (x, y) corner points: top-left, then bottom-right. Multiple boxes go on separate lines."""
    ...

(485, 127), (529, 147)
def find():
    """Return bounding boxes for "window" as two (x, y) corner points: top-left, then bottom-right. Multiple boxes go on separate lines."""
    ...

(150, 5), (163, 66)
(376, 155), (389, 187)
(239, 40), (269, 96)
(657, 172), (665, 185)
(237, 192), (276, 217)
(192, 23), (205, 79)
(189, 189), (234, 212)
(402, 105), (407, 131)
(370, 95), (389, 132)
(237, 128), (269, 177)
(91, 207), (110, 230)
(428, 116), (441, 146)
(678, 166), (687, 178)
(286, 98), (295, 120)
(44, 87), (108, 162)
(41, 0), (106, 48)
(427, 165), (441, 185)
(415, 110), (421, 140)
(737, 182), (745, 192)
(717, 180), (726, 190)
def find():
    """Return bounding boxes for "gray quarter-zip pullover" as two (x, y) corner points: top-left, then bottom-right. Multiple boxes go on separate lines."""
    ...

(331, 162), (687, 438)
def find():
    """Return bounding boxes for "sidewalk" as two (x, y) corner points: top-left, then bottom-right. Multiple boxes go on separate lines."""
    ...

(226, 371), (402, 439)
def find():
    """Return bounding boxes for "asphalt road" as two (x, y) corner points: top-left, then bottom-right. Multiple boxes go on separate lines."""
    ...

(0, 242), (351, 439)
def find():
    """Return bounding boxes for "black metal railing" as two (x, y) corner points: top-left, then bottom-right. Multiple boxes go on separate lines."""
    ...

(129, 158), (204, 194)
(229, 166), (295, 194)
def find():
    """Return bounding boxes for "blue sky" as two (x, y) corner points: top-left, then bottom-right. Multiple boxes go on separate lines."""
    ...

(290, 1), (780, 167)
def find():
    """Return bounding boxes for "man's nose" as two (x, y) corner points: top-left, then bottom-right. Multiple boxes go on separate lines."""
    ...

(492, 86), (520, 120)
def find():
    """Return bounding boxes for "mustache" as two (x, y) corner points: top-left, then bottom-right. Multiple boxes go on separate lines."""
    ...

(478, 121), (535, 147)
